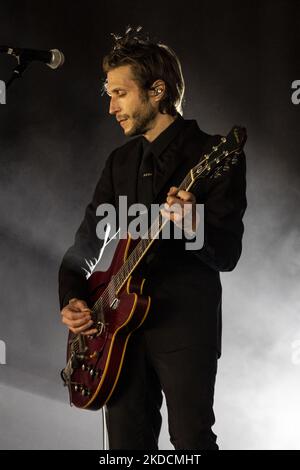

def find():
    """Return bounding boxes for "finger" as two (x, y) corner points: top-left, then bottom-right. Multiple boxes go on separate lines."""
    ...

(166, 196), (183, 208)
(63, 303), (92, 315)
(69, 298), (90, 311)
(176, 190), (196, 202)
(63, 315), (92, 328)
(69, 320), (94, 335)
(162, 205), (183, 219)
(168, 201), (194, 218)
(164, 202), (185, 215)
(61, 308), (91, 321)
(161, 208), (176, 223)
(81, 328), (98, 336)
(165, 198), (185, 210)
(167, 186), (178, 196)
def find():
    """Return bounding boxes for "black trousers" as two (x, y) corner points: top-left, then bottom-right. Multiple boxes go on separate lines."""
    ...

(105, 329), (218, 450)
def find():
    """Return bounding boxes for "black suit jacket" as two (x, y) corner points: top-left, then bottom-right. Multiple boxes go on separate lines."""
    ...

(59, 119), (247, 356)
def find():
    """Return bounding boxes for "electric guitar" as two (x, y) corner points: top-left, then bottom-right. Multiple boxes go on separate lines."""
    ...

(61, 125), (247, 410)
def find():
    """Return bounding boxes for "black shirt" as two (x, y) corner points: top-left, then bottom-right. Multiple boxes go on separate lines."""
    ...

(137, 114), (186, 207)
(140, 113), (186, 159)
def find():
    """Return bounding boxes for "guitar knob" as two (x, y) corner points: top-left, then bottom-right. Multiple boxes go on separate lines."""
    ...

(74, 385), (79, 392)
(81, 364), (86, 371)
(81, 388), (91, 397)
(90, 368), (95, 377)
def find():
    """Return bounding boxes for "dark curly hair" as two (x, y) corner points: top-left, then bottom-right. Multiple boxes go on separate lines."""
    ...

(102, 26), (185, 116)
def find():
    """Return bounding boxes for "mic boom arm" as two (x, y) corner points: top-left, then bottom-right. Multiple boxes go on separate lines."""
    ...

(0, 46), (65, 91)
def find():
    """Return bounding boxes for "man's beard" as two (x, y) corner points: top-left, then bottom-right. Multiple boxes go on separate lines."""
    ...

(126, 99), (157, 137)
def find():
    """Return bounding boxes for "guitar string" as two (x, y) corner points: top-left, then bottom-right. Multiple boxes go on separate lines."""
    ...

(73, 136), (243, 348)
(92, 137), (233, 312)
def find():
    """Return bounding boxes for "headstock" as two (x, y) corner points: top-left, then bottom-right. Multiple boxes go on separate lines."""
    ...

(191, 126), (247, 183)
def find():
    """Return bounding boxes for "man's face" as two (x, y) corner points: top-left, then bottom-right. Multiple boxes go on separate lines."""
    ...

(106, 65), (157, 137)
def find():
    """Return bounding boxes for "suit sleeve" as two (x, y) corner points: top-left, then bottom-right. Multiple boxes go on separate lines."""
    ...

(192, 151), (247, 272)
(58, 150), (116, 309)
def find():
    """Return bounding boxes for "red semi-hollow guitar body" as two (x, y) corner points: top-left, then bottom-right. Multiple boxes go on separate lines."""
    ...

(66, 235), (151, 410)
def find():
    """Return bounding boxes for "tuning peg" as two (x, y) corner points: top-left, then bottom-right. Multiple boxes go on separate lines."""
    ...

(209, 169), (221, 179)
(222, 163), (230, 172)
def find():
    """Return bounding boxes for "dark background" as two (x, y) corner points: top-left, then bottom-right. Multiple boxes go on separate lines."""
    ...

(0, 0), (299, 450)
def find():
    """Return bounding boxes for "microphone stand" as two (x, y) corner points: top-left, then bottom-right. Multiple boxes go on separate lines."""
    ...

(6, 59), (30, 89)
(102, 405), (109, 450)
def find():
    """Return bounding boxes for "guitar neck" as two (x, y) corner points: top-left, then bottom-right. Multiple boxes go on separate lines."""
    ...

(90, 168), (195, 315)
(114, 168), (195, 295)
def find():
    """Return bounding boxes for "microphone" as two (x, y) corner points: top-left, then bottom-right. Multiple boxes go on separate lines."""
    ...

(0, 46), (65, 69)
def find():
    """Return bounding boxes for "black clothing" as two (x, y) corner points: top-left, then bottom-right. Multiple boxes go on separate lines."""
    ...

(106, 329), (218, 450)
(58, 115), (247, 449)
(137, 115), (186, 208)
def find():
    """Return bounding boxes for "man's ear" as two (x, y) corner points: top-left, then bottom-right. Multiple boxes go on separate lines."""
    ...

(149, 80), (165, 100)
